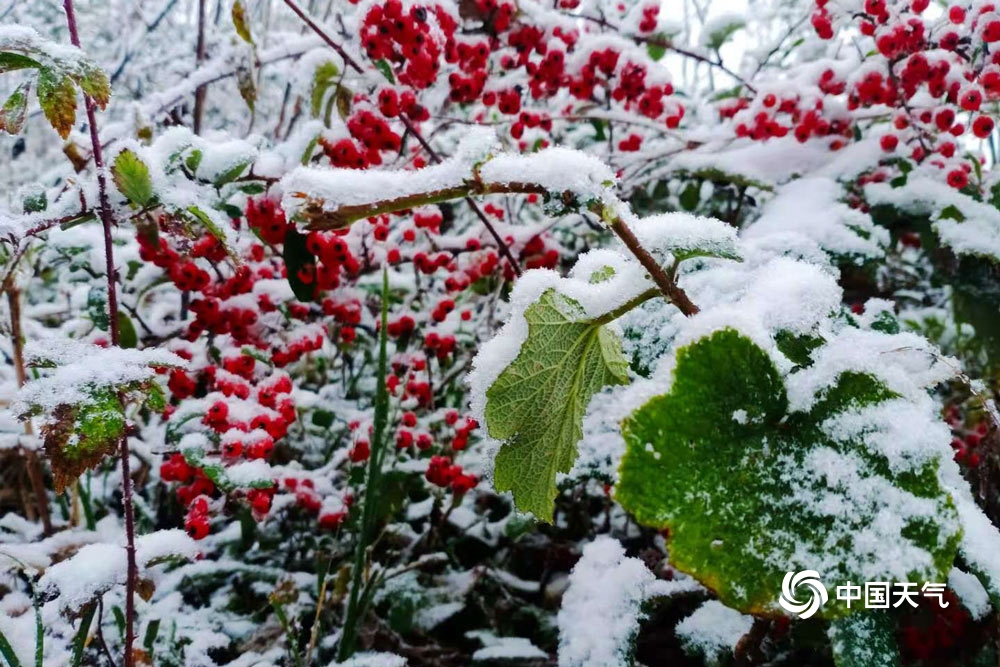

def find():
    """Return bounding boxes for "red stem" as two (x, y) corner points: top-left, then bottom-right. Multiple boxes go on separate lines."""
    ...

(62, 3), (137, 666)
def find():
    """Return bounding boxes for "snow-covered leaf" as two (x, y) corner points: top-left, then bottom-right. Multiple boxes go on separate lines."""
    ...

(828, 612), (899, 667)
(616, 329), (959, 617)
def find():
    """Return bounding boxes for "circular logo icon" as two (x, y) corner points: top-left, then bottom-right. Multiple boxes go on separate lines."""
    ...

(778, 570), (828, 619)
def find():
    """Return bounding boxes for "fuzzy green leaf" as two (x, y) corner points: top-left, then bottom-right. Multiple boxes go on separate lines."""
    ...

(37, 66), (77, 139)
(616, 329), (959, 617)
(112, 149), (154, 208)
(0, 81), (30, 135)
(487, 289), (630, 519)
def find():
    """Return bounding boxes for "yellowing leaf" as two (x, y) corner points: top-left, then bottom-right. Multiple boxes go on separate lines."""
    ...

(486, 289), (629, 520)
(232, 0), (254, 44)
(37, 66), (77, 139)
(74, 60), (111, 109)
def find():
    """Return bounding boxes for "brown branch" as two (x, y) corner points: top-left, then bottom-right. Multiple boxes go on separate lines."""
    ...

(294, 173), (699, 315)
(596, 206), (700, 316)
(192, 0), (208, 134)
(297, 181), (545, 230)
(282, 0), (364, 73)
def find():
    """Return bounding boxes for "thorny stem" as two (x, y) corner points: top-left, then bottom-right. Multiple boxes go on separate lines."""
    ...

(62, 2), (138, 666)
(280, 0), (524, 274)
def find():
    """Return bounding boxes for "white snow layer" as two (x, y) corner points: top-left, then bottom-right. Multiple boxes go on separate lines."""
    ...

(675, 601), (752, 662)
(557, 536), (700, 666)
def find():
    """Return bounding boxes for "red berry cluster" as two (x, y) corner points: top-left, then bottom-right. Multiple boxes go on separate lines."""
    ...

(426, 455), (478, 494)
(802, 0), (1000, 190)
(360, 0), (456, 89)
(945, 404), (991, 468)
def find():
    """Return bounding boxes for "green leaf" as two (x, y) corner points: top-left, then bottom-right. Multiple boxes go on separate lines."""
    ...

(87, 285), (110, 330)
(616, 329), (959, 617)
(37, 66), (77, 139)
(112, 149), (154, 208)
(0, 51), (41, 73)
(828, 611), (900, 667)
(589, 118), (607, 141)
(679, 182), (700, 211)
(212, 161), (250, 186)
(41, 387), (126, 493)
(0, 81), (30, 135)
(71, 602), (97, 667)
(310, 61), (340, 119)
(184, 206), (233, 256)
(939, 204), (965, 222)
(22, 188), (47, 214)
(283, 227), (317, 302)
(646, 37), (667, 61)
(375, 59), (395, 83)
(117, 312), (138, 349)
(486, 289), (630, 519)
(232, 0), (254, 44)
(774, 330), (823, 368)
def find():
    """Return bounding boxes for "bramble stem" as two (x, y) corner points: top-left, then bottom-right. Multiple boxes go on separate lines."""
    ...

(62, 3), (138, 666)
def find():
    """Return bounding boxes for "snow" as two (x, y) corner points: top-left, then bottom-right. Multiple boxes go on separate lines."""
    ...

(471, 634), (548, 661)
(281, 127), (497, 218)
(746, 177), (888, 261)
(38, 529), (200, 611)
(675, 601), (752, 662)
(949, 568), (991, 620)
(479, 147), (617, 202)
(866, 177), (1000, 260)
(630, 211), (740, 260)
(557, 536), (700, 666)
(331, 653), (407, 667)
